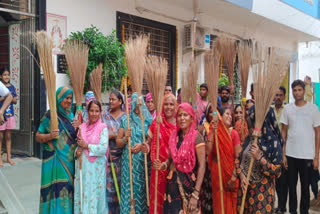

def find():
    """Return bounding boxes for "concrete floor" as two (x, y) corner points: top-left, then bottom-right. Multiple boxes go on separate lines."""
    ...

(0, 156), (320, 214)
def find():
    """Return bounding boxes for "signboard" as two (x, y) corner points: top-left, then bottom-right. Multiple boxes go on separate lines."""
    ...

(281, 0), (319, 18)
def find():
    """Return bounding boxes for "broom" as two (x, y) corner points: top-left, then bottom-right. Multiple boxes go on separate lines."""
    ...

(145, 56), (168, 214)
(34, 31), (58, 142)
(217, 37), (237, 121)
(124, 77), (135, 213)
(89, 64), (121, 204)
(204, 48), (225, 214)
(237, 41), (252, 141)
(64, 40), (89, 214)
(125, 34), (149, 211)
(89, 63), (103, 103)
(239, 44), (289, 214)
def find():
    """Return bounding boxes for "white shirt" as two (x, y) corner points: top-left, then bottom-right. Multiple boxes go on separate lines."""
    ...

(280, 102), (320, 159)
(0, 82), (9, 97)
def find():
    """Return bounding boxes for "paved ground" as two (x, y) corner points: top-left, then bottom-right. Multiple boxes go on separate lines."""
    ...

(0, 155), (320, 214)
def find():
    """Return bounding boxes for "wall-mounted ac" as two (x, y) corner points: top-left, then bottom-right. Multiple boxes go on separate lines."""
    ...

(183, 23), (210, 53)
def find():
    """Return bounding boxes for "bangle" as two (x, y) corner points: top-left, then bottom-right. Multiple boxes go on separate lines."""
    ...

(194, 188), (200, 193)
(162, 162), (168, 170)
(191, 192), (199, 200)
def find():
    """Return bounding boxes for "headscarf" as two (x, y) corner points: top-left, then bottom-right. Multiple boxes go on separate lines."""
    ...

(85, 91), (96, 107)
(129, 92), (153, 135)
(241, 106), (283, 165)
(169, 102), (199, 173)
(146, 93), (153, 102)
(56, 86), (74, 122)
(80, 118), (107, 162)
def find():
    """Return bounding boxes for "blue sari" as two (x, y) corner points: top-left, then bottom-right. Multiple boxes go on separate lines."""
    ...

(120, 92), (153, 214)
(38, 87), (77, 214)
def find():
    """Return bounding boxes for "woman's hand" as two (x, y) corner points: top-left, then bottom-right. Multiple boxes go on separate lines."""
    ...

(240, 172), (247, 193)
(227, 178), (236, 191)
(210, 120), (218, 130)
(75, 147), (83, 157)
(50, 129), (59, 140)
(72, 119), (80, 129)
(188, 196), (198, 213)
(123, 128), (132, 143)
(140, 142), (149, 154)
(77, 130), (88, 149)
(250, 143), (262, 160)
(109, 132), (116, 140)
(131, 143), (141, 154)
(153, 159), (166, 170)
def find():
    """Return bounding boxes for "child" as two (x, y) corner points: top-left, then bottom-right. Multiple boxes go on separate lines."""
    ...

(0, 68), (18, 167)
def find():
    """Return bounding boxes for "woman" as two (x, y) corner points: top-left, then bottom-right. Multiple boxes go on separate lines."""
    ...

(74, 100), (109, 213)
(145, 92), (156, 120)
(206, 106), (242, 214)
(82, 91), (96, 123)
(234, 104), (249, 142)
(116, 92), (152, 214)
(236, 106), (283, 213)
(154, 103), (206, 214)
(36, 87), (77, 214)
(103, 90), (125, 213)
(141, 93), (177, 214)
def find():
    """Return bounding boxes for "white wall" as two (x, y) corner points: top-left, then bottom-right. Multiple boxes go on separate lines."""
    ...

(48, 0), (316, 101)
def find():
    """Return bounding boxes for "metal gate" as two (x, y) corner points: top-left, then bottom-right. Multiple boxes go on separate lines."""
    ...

(11, 17), (35, 156)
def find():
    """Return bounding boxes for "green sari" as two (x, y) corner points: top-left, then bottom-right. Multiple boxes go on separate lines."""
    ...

(38, 87), (77, 214)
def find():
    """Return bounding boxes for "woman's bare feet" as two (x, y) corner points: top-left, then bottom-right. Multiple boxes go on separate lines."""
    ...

(7, 158), (15, 166)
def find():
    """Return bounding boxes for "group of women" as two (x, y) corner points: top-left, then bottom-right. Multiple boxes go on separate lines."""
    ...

(36, 86), (283, 214)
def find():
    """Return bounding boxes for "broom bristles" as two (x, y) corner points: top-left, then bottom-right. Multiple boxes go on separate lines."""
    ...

(64, 40), (89, 107)
(205, 47), (221, 111)
(217, 36), (237, 89)
(35, 31), (58, 130)
(182, 61), (198, 105)
(145, 56), (168, 113)
(125, 34), (149, 96)
(238, 41), (252, 98)
(253, 43), (289, 129)
(90, 63), (103, 103)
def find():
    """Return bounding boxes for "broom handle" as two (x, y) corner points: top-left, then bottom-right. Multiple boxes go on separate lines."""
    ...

(109, 150), (121, 204)
(154, 122), (160, 213)
(214, 128), (225, 214)
(239, 136), (258, 214)
(138, 103), (150, 207)
(124, 80), (135, 205)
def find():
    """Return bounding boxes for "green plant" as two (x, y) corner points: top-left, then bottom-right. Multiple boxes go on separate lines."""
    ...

(66, 25), (126, 93)
(218, 73), (229, 86)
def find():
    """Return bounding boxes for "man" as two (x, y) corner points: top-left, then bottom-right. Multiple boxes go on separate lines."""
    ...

(145, 92), (156, 119)
(272, 86), (288, 214)
(196, 83), (208, 124)
(164, 85), (172, 95)
(281, 80), (320, 214)
(220, 86), (232, 110)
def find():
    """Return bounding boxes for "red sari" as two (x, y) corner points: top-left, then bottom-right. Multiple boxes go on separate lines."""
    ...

(148, 95), (177, 214)
(208, 119), (240, 214)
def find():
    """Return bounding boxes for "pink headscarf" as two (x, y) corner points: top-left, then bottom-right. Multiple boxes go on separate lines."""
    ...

(146, 92), (153, 102)
(169, 103), (198, 173)
(80, 118), (107, 162)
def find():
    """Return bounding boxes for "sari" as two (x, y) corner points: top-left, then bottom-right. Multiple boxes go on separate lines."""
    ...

(103, 109), (125, 214)
(120, 92), (153, 214)
(163, 103), (205, 214)
(208, 114), (240, 214)
(38, 87), (77, 214)
(148, 93), (177, 214)
(196, 93), (208, 125)
(234, 119), (249, 143)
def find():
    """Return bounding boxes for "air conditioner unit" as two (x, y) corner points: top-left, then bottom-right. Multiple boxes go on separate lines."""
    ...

(184, 23), (210, 52)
